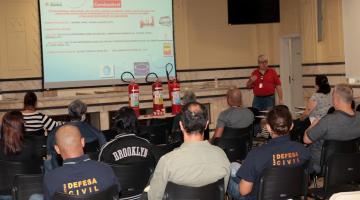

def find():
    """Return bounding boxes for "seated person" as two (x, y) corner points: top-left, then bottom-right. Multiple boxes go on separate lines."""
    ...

(148, 102), (230, 200)
(21, 92), (62, 135)
(0, 110), (42, 166)
(98, 106), (155, 166)
(46, 100), (106, 169)
(43, 125), (120, 200)
(228, 105), (310, 200)
(210, 88), (254, 143)
(304, 84), (360, 173)
(170, 90), (197, 142)
(292, 75), (332, 142)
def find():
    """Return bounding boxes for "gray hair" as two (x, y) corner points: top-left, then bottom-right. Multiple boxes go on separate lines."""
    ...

(334, 84), (353, 104)
(68, 99), (87, 120)
(182, 90), (197, 105)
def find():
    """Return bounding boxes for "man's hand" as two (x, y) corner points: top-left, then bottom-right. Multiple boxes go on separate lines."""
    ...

(250, 75), (257, 82)
(278, 99), (284, 105)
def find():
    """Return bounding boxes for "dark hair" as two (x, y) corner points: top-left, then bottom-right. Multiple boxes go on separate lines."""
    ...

(266, 105), (292, 136)
(112, 106), (138, 134)
(316, 75), (331, 94)
(180, 102), (208, 134)
(24, 92), (37, 108)
(1, 111), (24, 155)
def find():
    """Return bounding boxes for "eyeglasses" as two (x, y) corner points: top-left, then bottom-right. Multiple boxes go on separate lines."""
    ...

(259, 60), (268, 64)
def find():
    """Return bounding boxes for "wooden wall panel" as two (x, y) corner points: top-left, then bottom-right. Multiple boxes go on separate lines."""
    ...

(0, 0), (41, 78)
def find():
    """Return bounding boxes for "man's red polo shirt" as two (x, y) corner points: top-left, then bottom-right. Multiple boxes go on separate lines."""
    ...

(251, 68), (281, 96)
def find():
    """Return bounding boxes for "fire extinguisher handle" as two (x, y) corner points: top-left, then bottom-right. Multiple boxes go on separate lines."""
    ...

(145, 72), (159, 83)
(121, 72), (135, 83)
(165, 63), (174, 81)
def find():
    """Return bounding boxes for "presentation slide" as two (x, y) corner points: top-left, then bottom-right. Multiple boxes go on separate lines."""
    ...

(39, 0), (176, 89)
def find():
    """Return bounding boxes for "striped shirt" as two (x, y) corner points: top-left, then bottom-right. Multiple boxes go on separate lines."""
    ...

(22, 111), (62, 134)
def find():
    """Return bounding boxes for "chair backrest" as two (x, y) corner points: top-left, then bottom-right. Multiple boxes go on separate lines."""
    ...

(214, 126), (252, 162)
(53, 184), (119, 200)
(320, 139), (360, 168)
(257, 166), (308, 200)
(12, 174), (43, 200)
(0, 160), (42, 194)
(139, 123), (169, 145)
(324, 153), (360, 192)
(110, 161), (153, 198)
(24, 135), (47, 158)
(163, 179), (224, 200)
(84, 140), (100, 153)
(330, 191), (360, 200)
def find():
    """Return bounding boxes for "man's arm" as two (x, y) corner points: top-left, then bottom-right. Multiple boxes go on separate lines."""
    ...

(276, 85), (283, 105)
(246, 75), (257, 88)
(209, 127), (224, 143)
(239, 179), (254, 196)
(303, 118), (320, 144)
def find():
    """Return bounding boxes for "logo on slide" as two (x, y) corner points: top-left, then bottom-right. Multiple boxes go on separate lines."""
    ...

(93, 0), (121, 8)
(134, 62), (150, 76)
(159, 16), (172, 26)
(100, 65), (115, 78)
(163, 43), (172, 56)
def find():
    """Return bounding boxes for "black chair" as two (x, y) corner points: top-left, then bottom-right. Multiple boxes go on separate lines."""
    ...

(213, 126), (252, 162)
(257, 166), (309, 200)
(110, 161), (153, 199)
(311, 139), (360, 188)
(24, 135), (47, 159)
(320, 139), (359, 175)
(310, 153), (360, 199)
(84, 140), (100, 153)
(53, 184), (119, 200)
(12, 174), (43, 200)
(0, 160), (42, 195)
(139, 123), (169, 145)
(153, 141), (182, 163)
(163, 179), (224, 200)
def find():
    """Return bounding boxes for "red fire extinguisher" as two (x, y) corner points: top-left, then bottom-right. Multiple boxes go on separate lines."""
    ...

(166, 63), (181, 115)
(146, 73), (165, 116)
(169, 79), (181, 115)
(121, 72), (140, 117)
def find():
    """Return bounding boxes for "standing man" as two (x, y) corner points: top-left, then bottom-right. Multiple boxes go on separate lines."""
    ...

(246, 55), (283, 111)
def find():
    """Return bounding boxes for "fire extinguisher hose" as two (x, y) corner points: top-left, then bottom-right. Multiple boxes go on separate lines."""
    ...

(121, 71), (135, 83)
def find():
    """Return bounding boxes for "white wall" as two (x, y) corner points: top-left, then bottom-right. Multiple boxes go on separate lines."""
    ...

(342, 0), (360, 82)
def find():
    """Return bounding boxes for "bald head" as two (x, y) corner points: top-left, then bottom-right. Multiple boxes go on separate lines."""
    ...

(227, 88), (242, 107)
(54, 125), (84, 159)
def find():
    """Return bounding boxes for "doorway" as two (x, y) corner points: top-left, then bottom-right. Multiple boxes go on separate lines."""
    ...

(280, 36), (303, 112)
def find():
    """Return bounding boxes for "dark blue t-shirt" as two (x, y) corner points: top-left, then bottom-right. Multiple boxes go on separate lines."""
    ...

(236, 136), (310, 200)
(43, 154), (120, 200)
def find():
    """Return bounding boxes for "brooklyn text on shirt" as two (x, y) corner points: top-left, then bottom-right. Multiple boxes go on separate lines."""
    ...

(112, 146), (149, 161)
(63, 178), (99, 195)
(272, 152), (301, 166)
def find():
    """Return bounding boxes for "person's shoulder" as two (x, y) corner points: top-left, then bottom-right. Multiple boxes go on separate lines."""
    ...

(86, 160), (113, 171)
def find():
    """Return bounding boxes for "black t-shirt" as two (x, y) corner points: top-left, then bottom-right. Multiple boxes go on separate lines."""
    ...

(98, 133), (155, 166)
(43, 154), (120, 200)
